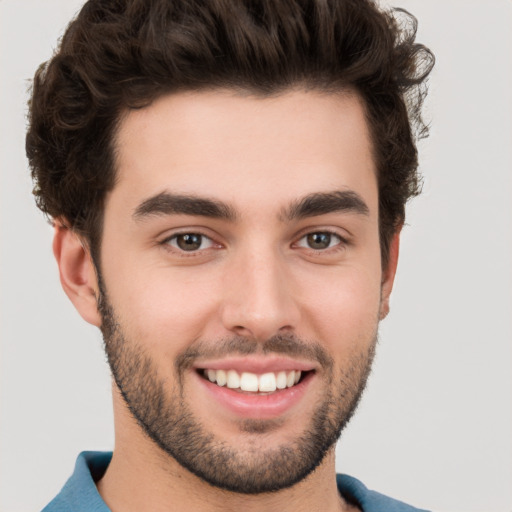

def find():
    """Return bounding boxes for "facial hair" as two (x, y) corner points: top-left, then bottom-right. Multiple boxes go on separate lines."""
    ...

(98, 285), (377, 494)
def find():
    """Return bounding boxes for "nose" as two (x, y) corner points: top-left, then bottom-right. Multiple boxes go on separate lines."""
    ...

(220, 246), (300, 342)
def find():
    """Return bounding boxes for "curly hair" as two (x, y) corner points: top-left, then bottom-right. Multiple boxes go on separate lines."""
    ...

(26, 0), (434, 267)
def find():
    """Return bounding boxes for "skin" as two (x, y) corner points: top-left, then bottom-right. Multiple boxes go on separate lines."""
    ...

(53, 89), (400, 512)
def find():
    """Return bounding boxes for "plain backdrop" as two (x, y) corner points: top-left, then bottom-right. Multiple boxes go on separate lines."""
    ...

(1, 1), (511, 511)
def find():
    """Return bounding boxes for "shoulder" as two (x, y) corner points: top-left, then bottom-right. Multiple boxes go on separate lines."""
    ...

(41, 452), (112, 512)
(337, 474), (431, 512)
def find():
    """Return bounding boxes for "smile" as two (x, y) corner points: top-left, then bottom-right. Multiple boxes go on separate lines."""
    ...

(200, 369), (303, 393)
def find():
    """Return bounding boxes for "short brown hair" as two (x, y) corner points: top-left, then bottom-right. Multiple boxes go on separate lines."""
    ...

(26, 0), (434, 266)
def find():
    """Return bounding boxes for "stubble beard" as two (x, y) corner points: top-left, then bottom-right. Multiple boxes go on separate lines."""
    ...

(98, 286), (377, 494)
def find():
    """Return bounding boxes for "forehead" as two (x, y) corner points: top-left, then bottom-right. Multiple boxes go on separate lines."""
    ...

(111, 89), (377, 217)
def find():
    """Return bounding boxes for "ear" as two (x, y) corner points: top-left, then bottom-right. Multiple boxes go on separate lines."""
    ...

(379, 229), (401, 320)
(53, 221), (102, 327)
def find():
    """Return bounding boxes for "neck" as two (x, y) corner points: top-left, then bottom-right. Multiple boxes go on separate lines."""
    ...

(97, 390), (355, 512)
(98, 447), (348, 512)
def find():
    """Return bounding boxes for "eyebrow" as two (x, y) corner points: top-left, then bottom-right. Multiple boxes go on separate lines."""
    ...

(283, 190), (369, 220)
(133, 192), (237, 221)
(132, 189), (369, 223)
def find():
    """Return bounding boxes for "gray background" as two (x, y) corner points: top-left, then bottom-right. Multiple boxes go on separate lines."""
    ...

(1, 1), (511, 511)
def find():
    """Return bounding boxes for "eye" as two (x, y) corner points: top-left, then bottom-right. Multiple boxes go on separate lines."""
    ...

(296, 232), (342, 250)
(165, 233), (215, 252)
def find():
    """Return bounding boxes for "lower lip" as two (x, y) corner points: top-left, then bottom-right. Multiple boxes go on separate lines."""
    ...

(196, 371), (314, 420)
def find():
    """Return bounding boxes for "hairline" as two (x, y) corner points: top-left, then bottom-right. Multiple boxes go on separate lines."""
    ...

(86, 84), (386, 271)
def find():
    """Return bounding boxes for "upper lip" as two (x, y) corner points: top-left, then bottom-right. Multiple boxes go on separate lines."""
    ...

(192, 356), (317, 374)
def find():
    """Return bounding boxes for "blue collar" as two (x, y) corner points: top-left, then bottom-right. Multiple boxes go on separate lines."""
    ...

(43, 451), (429, 512)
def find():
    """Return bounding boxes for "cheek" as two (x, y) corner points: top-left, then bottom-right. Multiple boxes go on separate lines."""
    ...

(298, 264), (382, 348)
(102, 258), (222, 353)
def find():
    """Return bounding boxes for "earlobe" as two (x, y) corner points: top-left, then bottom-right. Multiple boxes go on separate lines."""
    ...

(379, 229), (401, 320)
(53, 221), (102, 327)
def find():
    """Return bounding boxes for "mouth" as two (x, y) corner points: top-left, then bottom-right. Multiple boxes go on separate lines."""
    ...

(198, 368), (309, 394)
(192, 357), (317, 419)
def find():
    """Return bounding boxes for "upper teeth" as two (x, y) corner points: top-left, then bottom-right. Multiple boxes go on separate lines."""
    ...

(204, 369), (302, 393)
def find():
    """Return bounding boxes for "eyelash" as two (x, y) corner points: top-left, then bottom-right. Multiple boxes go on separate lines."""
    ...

(160, 229), (348, 256)
(160, 231), (217, 255)
(294, 230), (348, 253)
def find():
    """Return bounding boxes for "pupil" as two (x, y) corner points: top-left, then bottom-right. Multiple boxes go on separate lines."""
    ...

(177, 234), (201, 251)
(307, 232), (331, 249)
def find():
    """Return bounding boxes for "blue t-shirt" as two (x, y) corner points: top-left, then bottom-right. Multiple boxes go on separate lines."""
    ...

(42, 452), (430, 512)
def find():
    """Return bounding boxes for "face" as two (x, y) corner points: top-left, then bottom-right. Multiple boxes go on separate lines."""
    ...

(95, 89), (392, 493)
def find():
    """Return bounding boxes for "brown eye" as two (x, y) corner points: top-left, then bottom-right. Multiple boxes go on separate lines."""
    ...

(167, 233), (213, 252)
(297, 232), (342, 250)
(307, 233), (331, 249)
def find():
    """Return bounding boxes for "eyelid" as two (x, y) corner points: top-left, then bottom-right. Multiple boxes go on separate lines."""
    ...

(166, 233), (214, 251)
(295, 231), (342, 248)
(159, 228), (223, 254)
(294, 226), (349, 242)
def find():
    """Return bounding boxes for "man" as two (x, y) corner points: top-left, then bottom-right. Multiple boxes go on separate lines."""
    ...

(26, 0), (434, 510)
